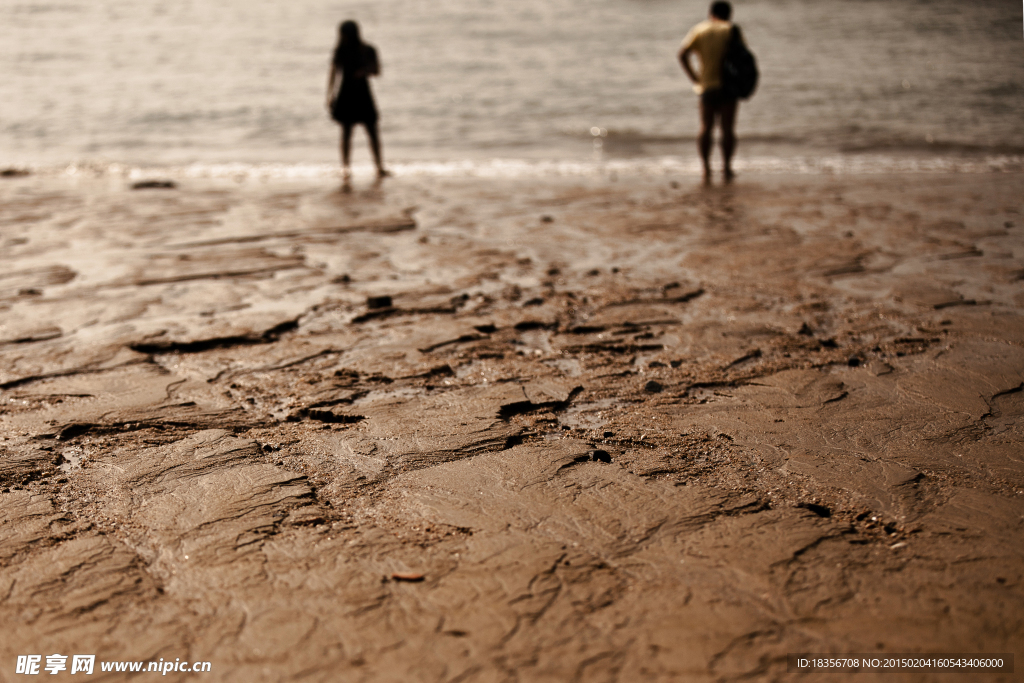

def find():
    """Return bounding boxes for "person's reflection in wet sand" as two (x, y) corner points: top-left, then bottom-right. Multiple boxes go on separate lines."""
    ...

(327, 20), (388, 186)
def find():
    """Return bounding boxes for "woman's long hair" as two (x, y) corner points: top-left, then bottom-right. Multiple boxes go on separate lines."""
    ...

(334, 20), (363, 71)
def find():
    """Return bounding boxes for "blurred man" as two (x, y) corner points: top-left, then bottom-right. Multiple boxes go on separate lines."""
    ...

(679, 1), (738, 182)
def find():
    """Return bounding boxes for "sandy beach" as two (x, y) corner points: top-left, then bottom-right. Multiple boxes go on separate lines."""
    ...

(1, 168), (1022, 681)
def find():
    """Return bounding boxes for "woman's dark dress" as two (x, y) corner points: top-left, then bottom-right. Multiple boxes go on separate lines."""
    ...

(331, 44), (379, 126)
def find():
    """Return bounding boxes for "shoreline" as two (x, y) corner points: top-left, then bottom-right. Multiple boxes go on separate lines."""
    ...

(3, 150), (1024, 183)
(1, 169), (1022, 680)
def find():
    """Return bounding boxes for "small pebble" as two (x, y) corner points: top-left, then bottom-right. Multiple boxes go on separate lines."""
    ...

(391, 572), (425, 582)
(644, 380), (663, 393)
(847, 356), (861, 367)
(367, 295), (393, 309)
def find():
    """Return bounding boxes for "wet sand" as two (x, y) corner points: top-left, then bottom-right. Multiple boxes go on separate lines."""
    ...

(1, 170), (1022, 681)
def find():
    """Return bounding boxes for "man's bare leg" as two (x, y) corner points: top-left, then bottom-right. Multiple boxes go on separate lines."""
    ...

(720, 100), (738, 182)
(698, 99), (716, 183)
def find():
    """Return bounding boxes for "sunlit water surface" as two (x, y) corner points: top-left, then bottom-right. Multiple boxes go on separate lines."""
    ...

(2, 0), (1022, 174)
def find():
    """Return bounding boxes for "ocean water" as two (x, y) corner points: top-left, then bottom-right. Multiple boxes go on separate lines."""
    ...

(1, 0), (1023, 173)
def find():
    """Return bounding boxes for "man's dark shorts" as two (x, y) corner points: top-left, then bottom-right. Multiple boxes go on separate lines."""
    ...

(701, 89), (737, 109)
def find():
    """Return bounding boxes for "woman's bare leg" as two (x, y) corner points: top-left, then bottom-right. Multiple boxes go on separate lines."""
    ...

(341, 124), (354, 179)
(365, 122), (387, 177)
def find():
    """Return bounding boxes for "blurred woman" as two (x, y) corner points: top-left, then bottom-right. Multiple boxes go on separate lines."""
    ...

(327, 21), (387, 179)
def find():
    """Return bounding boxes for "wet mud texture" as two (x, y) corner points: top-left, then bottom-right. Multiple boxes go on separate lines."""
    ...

(1, 172), (1022, 682)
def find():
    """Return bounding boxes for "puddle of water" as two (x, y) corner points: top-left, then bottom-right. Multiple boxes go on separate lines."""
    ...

(59, 446), (84, 473)
(543, 358), (582, 377)
(517, 329), (554, 355)
(558, 398), (622, 430)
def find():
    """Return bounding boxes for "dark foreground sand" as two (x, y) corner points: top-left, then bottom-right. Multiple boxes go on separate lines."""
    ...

(1, 169), (1022, 681)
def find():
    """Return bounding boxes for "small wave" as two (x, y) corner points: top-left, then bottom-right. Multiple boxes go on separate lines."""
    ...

(572, 129), (802, 147)
(383, 155), (1024, 177)
(129, 107), (256, 126)
(12, 154), (1024, 181)
(839, 140), (1024, 156)
(6, 3), (81, 14)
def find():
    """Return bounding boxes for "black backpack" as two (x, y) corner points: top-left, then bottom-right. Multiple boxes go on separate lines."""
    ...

(721, 25), (758, 100)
